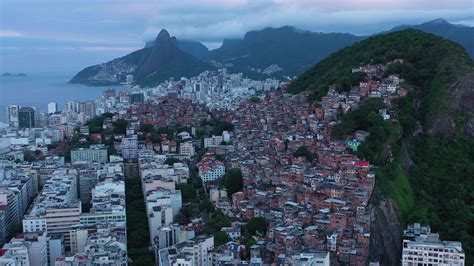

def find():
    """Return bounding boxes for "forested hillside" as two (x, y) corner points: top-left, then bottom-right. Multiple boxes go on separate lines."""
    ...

(290, 29), (474, 263)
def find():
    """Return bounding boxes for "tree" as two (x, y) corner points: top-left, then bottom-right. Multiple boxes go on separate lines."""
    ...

(213, 232), (231, 246)
(202, 118), (234, 135)
(199, 199), (215, 214)
(87, 116), (105, 134)
(164, 157), (181, 166)
(140, 123), (155, 133)
(206, 210), (231, 233)
(243, 217), (267, 237)
(24, 150), (42, 162)
(293, 146), (315, 162)
(223, 168), (243, 196)
(242, 238), (257, 259)
(177, 183), (197, 203)
(249, 96), (261, 103)
(112, 119), (128, 134)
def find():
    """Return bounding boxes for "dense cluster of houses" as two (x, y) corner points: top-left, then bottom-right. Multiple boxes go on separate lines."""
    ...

(133, 98), (209, 128)
(209, 61), (409, 264)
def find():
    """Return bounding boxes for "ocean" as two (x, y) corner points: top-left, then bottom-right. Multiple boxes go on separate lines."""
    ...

(0, 73), (127, 122)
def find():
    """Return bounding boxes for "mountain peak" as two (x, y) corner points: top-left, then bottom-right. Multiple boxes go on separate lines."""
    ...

(155, 29), (171, 42)
(427, 18), (449, 25)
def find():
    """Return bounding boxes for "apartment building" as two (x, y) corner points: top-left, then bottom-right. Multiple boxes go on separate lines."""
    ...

(71, 145), (108, 163)
(22, 169), (81, 251)
(0, 169), (36, 246)
(402, 223), (465, 266)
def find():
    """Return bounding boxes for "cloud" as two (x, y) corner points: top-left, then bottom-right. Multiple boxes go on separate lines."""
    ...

(1, 0), (473, 71)
(453, 19), (474, 27)
(71, 46), (139, 52)
(141, 0), (474, 44)
(0, 30), (24, 37)
(2, 0), (473, 46)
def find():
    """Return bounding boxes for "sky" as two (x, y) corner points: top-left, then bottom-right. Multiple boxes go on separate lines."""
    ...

(1, 0), (473, 74)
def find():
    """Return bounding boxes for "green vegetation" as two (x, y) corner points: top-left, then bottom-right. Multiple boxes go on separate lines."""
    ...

(164, 157), (181, 166)
(140, 124), (154, 133)
(221, 168), (243, 196)
(372, 145), (415, 221)
(87, 116), (106, 134)
(393, 95), (417, 137)
(288, 29), (473, 104)
(206, 209), (231, 234)
(213, 231), (231, 246)
(201, 118), (234, 135)
(332, 98), (402, 165)
(296, 29), (474, 262)
(23, 150), (43, 162)
(85, 113), (116, 134)
(332, 99), (385, 138)
(139, 123), (162, 143)
(215, 154), (225, 161)
(112, 119), (128, 135)
(239, 217), (267, 259)
(336, 72), (367, 91)
(125, 176), (154, 265)
(177, 183), (197, 203)
(332, 99), (413, 218)
(409, 137), (474, 262)
(293, 146), (316, 162)
(242, 238), (257, 259)
(242, 217), (267, 237)
(249, 96), (261, 103)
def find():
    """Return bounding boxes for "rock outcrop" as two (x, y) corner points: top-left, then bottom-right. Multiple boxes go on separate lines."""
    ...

(369, 199), (402, 266)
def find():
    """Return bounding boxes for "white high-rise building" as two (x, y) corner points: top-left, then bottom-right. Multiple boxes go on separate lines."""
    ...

(179, 141), (195, 157)
(71, 145), (108, 163)
(121, 135), (138, 159)
(5, 105), (19, 127)
(1, 232), (49, 266)
(48, 101), (58, 114)
(402, 223), (465, 266)
(22, 169), (81, 251)
(66, 101), (79, 113)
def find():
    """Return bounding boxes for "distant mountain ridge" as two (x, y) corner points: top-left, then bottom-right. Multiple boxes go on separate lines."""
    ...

(386, 18), (474, 57)
(71, 19), (474, 87)
(69, 29), (212, 86)
(207, 26), (365, 77)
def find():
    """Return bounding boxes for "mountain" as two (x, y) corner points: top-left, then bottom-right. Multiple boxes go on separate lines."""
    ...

(70, 29), (212, 87)
(387, 18), (474, 57)
(208, 26), (366, 77)
(142, 26), (366, 78)
(288, 28), (474, 136)
(289, 29), (474, 264)
(71, 19), (473, 87)
(145, 39), (210, 60)
(176, 40), (210, 60)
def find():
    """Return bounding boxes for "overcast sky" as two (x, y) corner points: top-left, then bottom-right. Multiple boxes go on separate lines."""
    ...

(1, 0), (473, 73)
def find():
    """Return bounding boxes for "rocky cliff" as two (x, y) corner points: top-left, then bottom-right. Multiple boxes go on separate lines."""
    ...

(369, 200), (402, 266)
